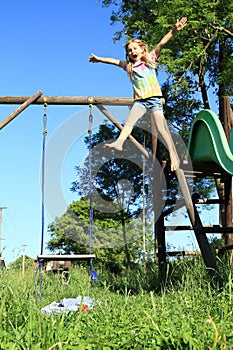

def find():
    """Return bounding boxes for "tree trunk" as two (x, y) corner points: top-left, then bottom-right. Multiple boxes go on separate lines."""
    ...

(121, 214), (131, 267)
(199, 62), (210, 109)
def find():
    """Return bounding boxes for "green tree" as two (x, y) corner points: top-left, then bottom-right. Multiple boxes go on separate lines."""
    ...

(8, 255), (34, 271)
(101, 0), (232, 114)
(47, 198), (122, 253)
(47, 197), (152, 270)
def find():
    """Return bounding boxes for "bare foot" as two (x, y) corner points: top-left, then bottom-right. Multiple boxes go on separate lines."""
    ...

(104, 141), (123, 151)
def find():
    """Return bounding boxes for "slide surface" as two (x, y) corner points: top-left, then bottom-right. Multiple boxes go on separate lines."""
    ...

(188, 109), (233, 175)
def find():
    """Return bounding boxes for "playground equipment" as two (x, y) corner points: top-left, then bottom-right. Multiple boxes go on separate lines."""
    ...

(157, 102), (233, 283)
(0, 92), (232, 284)
(188, 109), (233, 175)
(37, 102), (97, 294)
(187, 107), (233, 255)
(187, 105), (233, 248)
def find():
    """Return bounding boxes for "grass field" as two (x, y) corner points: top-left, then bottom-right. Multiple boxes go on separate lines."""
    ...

(1, 257), (233, 349)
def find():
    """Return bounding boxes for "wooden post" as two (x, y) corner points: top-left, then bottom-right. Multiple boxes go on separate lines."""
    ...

(0, 90), (43, 130)
(176, 168), (219, 279)
(151, 112), (167, 284)
(219, 96), (233, 251)
(153, 161), (167, 285)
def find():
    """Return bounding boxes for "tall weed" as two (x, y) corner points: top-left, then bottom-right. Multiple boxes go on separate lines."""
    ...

(0, 258), (233, 349)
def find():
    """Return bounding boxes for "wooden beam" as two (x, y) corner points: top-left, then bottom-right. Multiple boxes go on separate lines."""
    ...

(165, 225), (194, 231)
(218, 244), (233, 254)
(0, 90), (43, 130)
(0, 95), (133, 106)
(165, 225), (233, 234)
(163, 198), (223, 218)
(182, 163), (227, 179)
(165, 250), (200, 257)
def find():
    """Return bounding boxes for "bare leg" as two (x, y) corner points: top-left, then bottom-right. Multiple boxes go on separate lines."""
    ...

(150, 114), (158, 162)
(151, 110), (180, 171)
(105, 104), (145, 151)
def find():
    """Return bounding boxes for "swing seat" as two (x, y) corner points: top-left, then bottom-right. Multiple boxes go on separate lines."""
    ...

(37, 254), (96, 261)
(90, 269), (98, 282)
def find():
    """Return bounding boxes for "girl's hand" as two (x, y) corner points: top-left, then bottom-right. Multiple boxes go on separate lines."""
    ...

(175, 17), (187, 31)
(88, 53), (99, 63)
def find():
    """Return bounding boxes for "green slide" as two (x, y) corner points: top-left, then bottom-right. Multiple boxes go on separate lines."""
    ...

(188, 109), (233, 175)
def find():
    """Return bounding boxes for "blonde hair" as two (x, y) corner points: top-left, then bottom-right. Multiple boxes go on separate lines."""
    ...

(125, 39), (156, 80)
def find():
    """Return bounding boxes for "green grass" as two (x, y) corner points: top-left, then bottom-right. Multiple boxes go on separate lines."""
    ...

(1, 259), (233, 349)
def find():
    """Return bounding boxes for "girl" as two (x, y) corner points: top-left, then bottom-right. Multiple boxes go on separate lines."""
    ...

(89, 17), (187, 171)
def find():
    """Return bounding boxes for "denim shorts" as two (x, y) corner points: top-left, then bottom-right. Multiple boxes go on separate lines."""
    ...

(134, 96), (163, 112)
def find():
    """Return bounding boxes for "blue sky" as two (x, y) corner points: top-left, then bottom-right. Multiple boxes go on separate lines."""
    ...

(0, 0), (219, 265)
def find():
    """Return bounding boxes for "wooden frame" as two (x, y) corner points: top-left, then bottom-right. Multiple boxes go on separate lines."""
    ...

(1, 92), (232, 283)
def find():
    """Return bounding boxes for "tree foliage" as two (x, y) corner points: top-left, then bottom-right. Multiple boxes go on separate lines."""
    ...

(101, 0), (233, 116)
(47, 198), (126, 253)
(8, 255), (34, 271)
(47, 197), (154, 270)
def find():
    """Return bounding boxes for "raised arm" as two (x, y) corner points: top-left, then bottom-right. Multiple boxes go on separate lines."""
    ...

(153, 17), (187, 57)
(88, 53), (125, 68)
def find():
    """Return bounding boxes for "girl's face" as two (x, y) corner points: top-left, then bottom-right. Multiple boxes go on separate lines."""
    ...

(126, 41), (145, 62)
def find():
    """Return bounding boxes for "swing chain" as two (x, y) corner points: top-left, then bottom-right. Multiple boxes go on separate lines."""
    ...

(88, 103), (93, 256)
(43, 103), (48, 136)
(88, 104), (93, 135)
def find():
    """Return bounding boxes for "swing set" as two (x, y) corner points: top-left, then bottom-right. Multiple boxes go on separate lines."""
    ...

(1, 90), (233, 287)
(36, 100), (97, 291)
